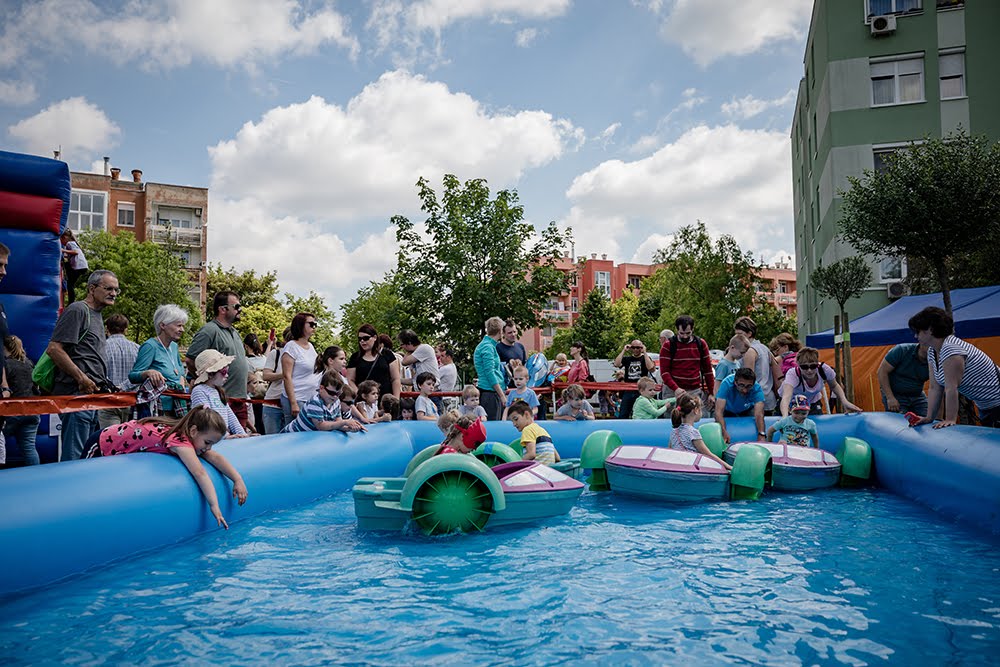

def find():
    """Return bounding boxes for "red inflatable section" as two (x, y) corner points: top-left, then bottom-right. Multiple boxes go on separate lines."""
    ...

(0, 190), (63, 235)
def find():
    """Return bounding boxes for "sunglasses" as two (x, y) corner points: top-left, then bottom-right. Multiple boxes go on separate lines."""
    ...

(306, 321), (318, 328)
(225, 304), (242, 311)
(799, 363), (819, 370)
(322, 386), (341, 395)
(358, 334), (373, 342)
(735, 382), (754, 390)
(341, 400), (355, 405)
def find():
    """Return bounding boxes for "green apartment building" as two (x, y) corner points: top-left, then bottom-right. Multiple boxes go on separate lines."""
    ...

(791, 0), (999, 337)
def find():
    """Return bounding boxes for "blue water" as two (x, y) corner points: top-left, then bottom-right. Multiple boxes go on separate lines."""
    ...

(3, 489), (999, 666)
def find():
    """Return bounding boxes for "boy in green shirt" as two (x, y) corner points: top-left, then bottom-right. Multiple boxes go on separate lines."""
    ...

(632, 377), (675, 419)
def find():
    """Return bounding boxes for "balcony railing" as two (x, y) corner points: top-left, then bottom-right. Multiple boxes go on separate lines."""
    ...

(542, 310), (572, 324)
(149, 226), (203, 247)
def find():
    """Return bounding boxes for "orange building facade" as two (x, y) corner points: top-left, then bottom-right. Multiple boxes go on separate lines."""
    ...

(69, 164), (209, 310)
(756, 263), (798, 319)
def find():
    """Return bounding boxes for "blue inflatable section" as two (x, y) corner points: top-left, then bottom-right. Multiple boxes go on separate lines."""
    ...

(1, 415), (998, 595)
(0, 150), (69, 365)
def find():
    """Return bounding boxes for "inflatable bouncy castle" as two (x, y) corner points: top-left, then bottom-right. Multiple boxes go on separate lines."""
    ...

(0, 150), (70, 363)
(0, 150), (72, 463)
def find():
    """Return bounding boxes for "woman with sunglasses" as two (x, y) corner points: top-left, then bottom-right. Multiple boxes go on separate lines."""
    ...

(779, 346), (862, 417)
(280, 312), (322, 424)
(346, 324), (401, 401)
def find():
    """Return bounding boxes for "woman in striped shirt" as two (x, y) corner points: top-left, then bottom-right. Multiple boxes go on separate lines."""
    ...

(908, 307), (1000, 428)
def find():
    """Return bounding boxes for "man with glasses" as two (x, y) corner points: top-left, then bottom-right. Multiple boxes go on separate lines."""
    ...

(714, 367), (767, 444)
(613, 339), (656, 418)
(186, 291), (252, 431)
(47, 270), (117, 460)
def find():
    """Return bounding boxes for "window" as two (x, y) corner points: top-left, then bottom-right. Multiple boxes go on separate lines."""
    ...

(156, 206), (196, 229)
(867, 0), (921, 16)
(571, 297), (578, 312)
(68, 190), (106, 231)
(117, 203), (135, 228)
(936, 0), (963, 8)
(595, 271), (611, 298)
(871, 56), (924, 106)
(778, 281), (788, 294)
(939, 51), (965, 99)
(873, 148), (898, 173)
(879, 257), (907, 282)
(627, 276), (641, 290)
(174, 249), (192, 268)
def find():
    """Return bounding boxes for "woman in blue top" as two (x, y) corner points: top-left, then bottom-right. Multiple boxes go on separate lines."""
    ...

(129, 304), (189, 417)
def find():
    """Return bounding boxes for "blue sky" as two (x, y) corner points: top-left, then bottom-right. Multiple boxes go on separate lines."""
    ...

(1, 0), (811, 310)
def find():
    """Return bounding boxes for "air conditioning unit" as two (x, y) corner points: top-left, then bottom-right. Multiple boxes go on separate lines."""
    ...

(870, 14), (897, 36)
(887, 282), (909, 299)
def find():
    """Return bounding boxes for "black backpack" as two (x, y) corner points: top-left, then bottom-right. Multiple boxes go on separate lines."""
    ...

(667, 335), (708, 369)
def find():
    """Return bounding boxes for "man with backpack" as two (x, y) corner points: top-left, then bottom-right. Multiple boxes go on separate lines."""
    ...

(659, 315), (715, 417)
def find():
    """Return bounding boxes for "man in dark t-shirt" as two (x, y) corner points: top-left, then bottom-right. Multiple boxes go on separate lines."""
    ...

(613, 339), (656, 418)
(495, 320), (527, 388)
(48, 269), (116, 460)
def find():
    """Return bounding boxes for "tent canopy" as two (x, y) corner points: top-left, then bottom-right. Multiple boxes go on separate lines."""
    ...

(806, 285), (1000, 349)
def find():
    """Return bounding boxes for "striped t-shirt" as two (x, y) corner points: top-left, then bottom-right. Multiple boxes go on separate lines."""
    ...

(520, 422), (557, 465)
(282, 394), (342, 432)
(929, 336), (1000, 411)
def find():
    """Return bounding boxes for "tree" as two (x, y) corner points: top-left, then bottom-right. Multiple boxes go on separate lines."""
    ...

(810, 256), (872, 401)
(840, 130), (1000, 315)
(393, 175), (570, 363)
(205, 264), (283, 320)
(79, 230), (202, 343)
(573, 289), (618, 359)
(608, 288), (639, 351)
(747, 304), (799, 349)
(546, 326), (578, 359)
(640, 222), (762, 349)
(339, 273), (423, 357)
(239, 301), (290, 346)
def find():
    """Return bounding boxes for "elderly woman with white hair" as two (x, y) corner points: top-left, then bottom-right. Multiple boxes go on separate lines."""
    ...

(129, 304), (190, 417)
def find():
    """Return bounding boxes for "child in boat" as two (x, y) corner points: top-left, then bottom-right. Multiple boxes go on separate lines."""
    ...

(435, 412), (487, 455)
(554, 383), (596, 420)
(766, 394), (819, 448)
(85, 406), (247, 529)
(281, 370), (365, 433)
(632, 377), (674, 419)
(509, 401), (559, 465)
(458, 385), (488, 422)
(669, 394), (731, 470)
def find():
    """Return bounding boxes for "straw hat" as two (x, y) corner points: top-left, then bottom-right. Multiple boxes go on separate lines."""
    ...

(193, 349), (234, 385)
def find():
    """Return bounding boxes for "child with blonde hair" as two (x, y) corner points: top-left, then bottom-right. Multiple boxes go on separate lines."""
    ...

(458, 385), (488, 422)
(502, 366), (539, 420)
(632, 377), (673, 419)
(714, 333), (750, 391)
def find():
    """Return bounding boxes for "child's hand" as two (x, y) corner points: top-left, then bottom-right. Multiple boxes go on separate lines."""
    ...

(723, 461), (733, 472)
(212, 505), (229, 530)
(233, 480), (248, 505)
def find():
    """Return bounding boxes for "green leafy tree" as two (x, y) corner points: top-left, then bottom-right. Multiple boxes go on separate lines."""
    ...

(546, 325), (578, 358)
(747, 304), (799, 350)
(810, 256), (873, 400)
(641, 222), (761, 348)
(79, 230), (202, 343)
(609, 288), (639, 350)
(573, 289), (618, 359)
(204, 264), (283, 320)
(239, 301), (291, 345)
(285, 291), (337, 352)
(338, 273), (422, 357)
(393, 175), (570, 363)
(840, 130), (1000, 315)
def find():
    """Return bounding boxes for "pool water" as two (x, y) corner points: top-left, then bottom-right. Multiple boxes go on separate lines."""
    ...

(3, 488), (999, 666)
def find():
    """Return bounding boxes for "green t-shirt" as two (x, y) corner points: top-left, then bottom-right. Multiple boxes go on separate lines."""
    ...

(186, 319), (249, 400)
(885, 343), (929, 397)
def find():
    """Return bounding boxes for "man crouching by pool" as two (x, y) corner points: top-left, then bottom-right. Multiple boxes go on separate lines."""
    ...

(714, 367), (767, 444)
(509, 402), (560, 465)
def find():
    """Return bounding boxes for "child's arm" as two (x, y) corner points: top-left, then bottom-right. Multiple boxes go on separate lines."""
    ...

(416, 410), (437, 421)
(172, 447), (229, 529)
(522, 440), (536, 460)
(351, 404), (373, 423)
(316, 418), (366, 432)
(766, 424), (777, 442)
(202, 450), (248, 506)
(375, 411), (392, 422)
(583, 404), (596, 420)
(811, 427), (820, 448)
(692, 437), (731, 471)
(501, 405), (510, 421)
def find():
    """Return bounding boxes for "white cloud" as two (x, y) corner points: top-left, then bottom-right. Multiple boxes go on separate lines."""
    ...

(628, 87), (707, 154)
(631, 234), (674, 263)
(560, 206), (629, 261)
(515, 28), (539, 47)
(208, 70), (584, 221)
(677, 87), (706, 110)
(7, 97), (121, 168)
(566, 124), (793, 260)
(721, 89), (796, 120)
(0, 0), (358, 70)
(368, 0), (569, 62)
(655, 0), (812, 67)
(0, 80), (38, 105)
(208, 197), (398, 309)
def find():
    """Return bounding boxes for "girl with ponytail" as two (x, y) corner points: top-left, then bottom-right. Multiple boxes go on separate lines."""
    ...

(669, 394), (731, 470)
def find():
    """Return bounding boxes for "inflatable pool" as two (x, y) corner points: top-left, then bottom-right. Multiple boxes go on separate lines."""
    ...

(1, 414), (999, 595)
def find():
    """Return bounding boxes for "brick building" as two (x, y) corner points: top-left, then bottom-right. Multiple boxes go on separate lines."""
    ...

(757, 263), (798, 319)
(69, 161), (208, 310)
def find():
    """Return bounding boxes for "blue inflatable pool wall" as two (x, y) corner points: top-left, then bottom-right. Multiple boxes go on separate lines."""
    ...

(1, 414), (998, 595)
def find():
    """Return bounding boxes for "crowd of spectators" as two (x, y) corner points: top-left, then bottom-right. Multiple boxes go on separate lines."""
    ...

(1, 254), (998, 467)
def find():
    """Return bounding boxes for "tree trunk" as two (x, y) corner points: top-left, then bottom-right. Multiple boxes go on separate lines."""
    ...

(936, 260), (953, 316)
(833, 314), (842, 389)
(842, 308), (855, 403)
